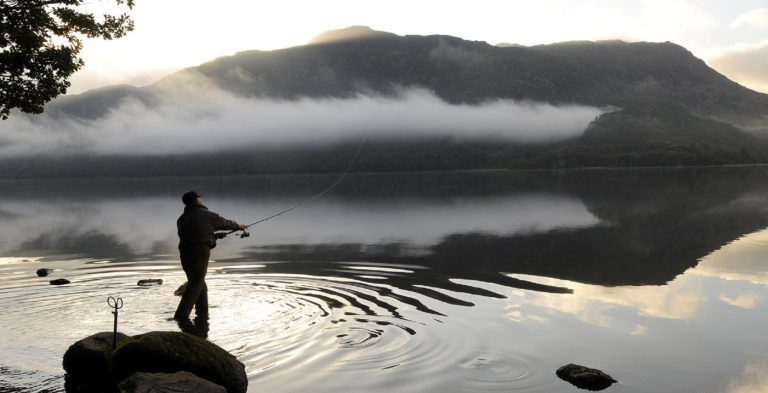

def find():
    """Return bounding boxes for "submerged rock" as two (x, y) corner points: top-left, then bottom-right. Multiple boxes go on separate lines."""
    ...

(556, 363), (617, 391)
(136, 279), (163, 287)
(36, 268), (52, 277)
(118, 371), (226, 393)
(63, 332), (128, 393)
(111, 331), (247, 393)
(174, 282), (188, 296)
(50, 278), (71, 285)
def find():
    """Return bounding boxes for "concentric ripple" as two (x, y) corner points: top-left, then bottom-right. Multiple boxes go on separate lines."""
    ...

(458, 351), (549, 392)
(0, 258), (547, 393)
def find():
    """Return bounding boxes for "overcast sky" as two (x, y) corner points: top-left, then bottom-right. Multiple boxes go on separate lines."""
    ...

(70, 0), (768, 94)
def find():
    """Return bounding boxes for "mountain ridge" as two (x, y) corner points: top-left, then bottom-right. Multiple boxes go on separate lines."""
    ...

(8, 26), (768, 177)
(49, 27), (768, 119)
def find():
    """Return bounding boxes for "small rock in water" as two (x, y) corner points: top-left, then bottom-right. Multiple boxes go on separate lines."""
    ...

(174, 282), (188, 296)
(137, 279), (163, 287)
(50, 278), (71, 285)
(556, 363), (617, 391)
(36, 268), (53, 277)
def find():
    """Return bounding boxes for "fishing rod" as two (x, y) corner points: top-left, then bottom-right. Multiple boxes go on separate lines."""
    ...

(217, 135), (368, 240)
(219, 35), (436, 240)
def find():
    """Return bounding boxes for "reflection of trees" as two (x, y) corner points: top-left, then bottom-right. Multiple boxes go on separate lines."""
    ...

(7, 167), (768, 306)
(223, 167), (768, 302)
(17, 230), (137, 261)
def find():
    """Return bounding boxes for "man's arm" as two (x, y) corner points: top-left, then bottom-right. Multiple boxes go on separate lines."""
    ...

(210, 212), (246, 231)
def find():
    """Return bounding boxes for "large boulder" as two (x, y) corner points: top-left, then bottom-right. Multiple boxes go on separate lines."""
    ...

(63, 332), (129, 393)
(111, 331), (247, 393)
(118, 371), (226, 393)
(556, 363), (617, 391)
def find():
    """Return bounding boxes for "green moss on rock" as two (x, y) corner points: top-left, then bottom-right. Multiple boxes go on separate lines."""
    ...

(111, 331), (246, 393)
(63, 332), (128, 393)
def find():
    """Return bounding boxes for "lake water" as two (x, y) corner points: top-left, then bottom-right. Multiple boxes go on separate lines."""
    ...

(1, 167), (768, 392)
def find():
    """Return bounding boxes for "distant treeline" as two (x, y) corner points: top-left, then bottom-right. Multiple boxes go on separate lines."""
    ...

(1, 139), (766, 179)
(4, 105), (768, 178)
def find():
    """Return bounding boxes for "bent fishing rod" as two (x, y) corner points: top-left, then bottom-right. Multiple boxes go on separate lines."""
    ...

(216, 134), (367, 240)
(217, 36), (436, 240)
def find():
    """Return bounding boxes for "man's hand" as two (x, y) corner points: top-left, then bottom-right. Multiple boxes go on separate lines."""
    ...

(238, 223), (247, 230)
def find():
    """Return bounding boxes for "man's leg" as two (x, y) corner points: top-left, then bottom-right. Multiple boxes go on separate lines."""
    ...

(174, 244), (210, 319)
(195, 280), (209, 316)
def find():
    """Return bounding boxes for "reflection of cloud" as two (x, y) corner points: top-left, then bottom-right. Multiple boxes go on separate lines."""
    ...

(630, 324), (648, 336)
(0, 198), (179, 259)
(707, 41), (768, 94)
(0, 257), (42, 265)
(0, 193), (598, 260)
(254, 195), (599, 246)
(720, 292), (760, 309)
(731, 8), (768, 29)
(726, 362), (768, 393)
(507, 273), (705, 327)
(505, 228), (768, 327)
(695, 228), (768, 285)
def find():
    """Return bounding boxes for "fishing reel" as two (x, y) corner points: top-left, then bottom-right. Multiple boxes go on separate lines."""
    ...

(239, 230), (250, 239)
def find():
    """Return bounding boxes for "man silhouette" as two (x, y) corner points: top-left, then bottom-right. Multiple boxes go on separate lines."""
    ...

(174, 191), (245, 320)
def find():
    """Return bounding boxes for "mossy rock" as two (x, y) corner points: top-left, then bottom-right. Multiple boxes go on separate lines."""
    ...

(118, 371), (226, 393)
(111, 331), (247, 393)
(63, 332), (128, 393)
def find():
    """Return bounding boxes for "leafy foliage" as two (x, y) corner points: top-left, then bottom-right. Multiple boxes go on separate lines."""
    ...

(0, 0), (134, 119)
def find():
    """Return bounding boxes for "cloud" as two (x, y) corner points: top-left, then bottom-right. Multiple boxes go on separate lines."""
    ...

(731, 8), (768, 29)
(720, 292), (760, 309)
(0, 86), (606, 156)
(725, 362), (768, 393)
(707, 41), (768, 93)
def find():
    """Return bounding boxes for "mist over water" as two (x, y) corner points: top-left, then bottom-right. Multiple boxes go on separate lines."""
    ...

(0, 86), (606, 156)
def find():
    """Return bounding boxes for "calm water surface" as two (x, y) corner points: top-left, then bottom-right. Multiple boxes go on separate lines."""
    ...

(1, 168), (768, 392)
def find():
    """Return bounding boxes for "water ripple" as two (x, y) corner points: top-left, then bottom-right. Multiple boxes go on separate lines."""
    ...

(0, 258), (547, 393)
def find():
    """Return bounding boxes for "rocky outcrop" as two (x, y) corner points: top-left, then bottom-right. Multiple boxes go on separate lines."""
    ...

(111, 331), (247, 393)
(63, 332), (128, 393)
(556, 363), (617, 391)
(63, 331), (247, 393)
(118, 371), (226, 393)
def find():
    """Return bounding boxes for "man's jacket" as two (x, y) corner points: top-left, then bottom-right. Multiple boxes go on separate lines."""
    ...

(177, 204), (240, 249)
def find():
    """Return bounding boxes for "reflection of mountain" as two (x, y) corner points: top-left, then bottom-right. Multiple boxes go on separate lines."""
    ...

(3, 168), (768, 302)
(222, 167), (768, 293)
(17, 230), (137, 261)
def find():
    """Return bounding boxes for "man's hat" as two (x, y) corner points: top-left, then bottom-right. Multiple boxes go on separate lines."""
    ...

(182, 191), (201, 205)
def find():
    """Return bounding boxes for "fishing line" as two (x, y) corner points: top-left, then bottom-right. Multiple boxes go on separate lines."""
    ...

(226, 35), (437, 237)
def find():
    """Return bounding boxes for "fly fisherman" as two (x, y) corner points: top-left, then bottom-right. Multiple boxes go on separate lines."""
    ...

(174, 191), (246, 320)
